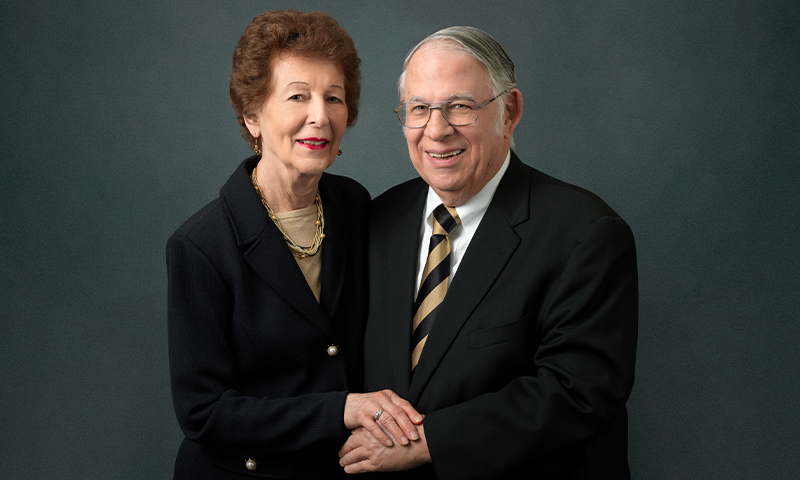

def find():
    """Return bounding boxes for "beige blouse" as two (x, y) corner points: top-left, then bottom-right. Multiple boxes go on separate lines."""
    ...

(274, 204), (322, 302)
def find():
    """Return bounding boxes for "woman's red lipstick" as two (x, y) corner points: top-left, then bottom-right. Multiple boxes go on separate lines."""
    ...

(297, 137), (329, 150)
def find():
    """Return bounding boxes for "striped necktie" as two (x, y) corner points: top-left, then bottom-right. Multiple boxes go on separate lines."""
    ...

(411, 204), (461, 371)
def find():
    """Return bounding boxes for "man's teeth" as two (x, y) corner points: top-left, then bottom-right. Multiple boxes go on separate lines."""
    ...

(299, 140), (327, 146)
(429, 150), (463, 159)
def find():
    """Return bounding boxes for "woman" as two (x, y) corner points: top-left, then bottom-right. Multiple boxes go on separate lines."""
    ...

(167, 10), (420, 479)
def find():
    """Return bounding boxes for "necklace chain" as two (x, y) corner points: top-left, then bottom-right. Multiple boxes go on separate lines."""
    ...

(250, 166), (325, 258)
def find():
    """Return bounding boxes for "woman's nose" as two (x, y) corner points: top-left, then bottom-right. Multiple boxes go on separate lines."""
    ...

(307, 97), (330, 126)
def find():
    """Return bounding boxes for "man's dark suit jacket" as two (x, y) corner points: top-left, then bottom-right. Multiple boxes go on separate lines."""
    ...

(364, 152), (638, 479)
(167, 157), (369, 479)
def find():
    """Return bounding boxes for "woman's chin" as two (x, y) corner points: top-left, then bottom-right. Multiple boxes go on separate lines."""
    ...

(294, 158), (336, 179)
(263, 152), (336, 178)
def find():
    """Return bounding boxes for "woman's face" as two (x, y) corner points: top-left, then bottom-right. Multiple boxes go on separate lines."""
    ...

(246, 54), (348, 179)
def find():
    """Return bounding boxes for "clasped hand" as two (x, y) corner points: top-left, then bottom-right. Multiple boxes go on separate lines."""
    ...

(338, 425), (430, 473)
(343, 389), (422, 446)
(341, 390), (430, 473)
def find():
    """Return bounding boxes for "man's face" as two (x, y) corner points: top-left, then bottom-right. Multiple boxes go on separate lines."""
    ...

(402, 45), (509, 206)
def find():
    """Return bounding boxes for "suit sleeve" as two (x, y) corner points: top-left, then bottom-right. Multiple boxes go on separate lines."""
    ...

(423, 215), (638, 478)
(166, 234), (349, 454)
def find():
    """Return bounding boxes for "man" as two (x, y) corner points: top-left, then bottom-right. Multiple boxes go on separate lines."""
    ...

(339, 26), (637, 479)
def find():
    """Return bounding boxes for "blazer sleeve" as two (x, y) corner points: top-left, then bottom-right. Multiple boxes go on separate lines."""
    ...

(423, 215), (638, 478)
(166, 233), (349, 455)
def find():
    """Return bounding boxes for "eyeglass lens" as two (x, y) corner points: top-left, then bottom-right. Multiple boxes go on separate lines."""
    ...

(400, 101), (479, 128)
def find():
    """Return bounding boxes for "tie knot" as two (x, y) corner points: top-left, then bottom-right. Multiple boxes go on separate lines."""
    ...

(432, 204), (460, 235)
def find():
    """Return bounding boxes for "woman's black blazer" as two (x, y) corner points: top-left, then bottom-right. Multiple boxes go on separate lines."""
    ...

(166, 156), (370, 479)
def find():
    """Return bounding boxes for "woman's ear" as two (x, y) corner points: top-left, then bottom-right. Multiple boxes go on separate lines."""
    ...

(243, 113), (260, 140)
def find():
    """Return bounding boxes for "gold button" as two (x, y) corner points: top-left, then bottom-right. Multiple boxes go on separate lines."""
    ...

(327, 345), (339, 357)
(245, 459), (257, 471)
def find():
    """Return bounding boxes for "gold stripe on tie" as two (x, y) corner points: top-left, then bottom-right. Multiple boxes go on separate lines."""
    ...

(411, 204), (460, 371)
(412, 281), (448, 332)
(410, 336), (428, 371)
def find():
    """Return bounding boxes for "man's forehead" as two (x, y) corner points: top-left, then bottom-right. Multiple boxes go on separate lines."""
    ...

(404, 47), (492, 99)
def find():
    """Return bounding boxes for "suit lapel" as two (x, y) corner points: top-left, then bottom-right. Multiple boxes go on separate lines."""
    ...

(222, 157), (333, 337)
(408, 153), (531, 401)
(384, 184), (428, 397)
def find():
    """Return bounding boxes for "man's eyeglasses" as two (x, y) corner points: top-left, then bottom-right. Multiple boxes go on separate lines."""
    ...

(395, 91), (508, 128)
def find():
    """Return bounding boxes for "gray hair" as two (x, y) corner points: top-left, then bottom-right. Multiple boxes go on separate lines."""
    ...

(397, 26), (517, 148)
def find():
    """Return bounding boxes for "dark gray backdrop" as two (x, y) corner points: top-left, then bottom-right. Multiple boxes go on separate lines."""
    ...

(2, 1), (798, 478)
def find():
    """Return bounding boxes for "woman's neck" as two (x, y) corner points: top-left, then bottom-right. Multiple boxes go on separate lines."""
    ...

(255, 158), (321, 213)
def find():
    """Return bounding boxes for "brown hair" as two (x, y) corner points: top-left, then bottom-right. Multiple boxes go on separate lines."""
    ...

(229, 10), (362, 150)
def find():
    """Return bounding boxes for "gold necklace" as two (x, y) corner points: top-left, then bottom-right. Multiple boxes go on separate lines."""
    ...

(250, 166), (325, 258)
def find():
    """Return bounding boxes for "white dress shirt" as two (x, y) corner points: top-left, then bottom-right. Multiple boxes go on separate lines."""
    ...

(413, 151), (511, 298)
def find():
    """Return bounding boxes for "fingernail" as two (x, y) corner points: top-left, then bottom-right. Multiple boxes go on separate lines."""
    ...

(385, 439), (393, 446)
(410, 431), (419, 440)
(400, 436), (409, 445)
(414, 415), (423, 422)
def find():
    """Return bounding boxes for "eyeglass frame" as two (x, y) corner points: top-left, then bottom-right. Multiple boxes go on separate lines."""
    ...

(394, 90), (509, 129)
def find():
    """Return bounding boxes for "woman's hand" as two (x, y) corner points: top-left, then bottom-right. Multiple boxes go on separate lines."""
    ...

(344, 390), (423, 446)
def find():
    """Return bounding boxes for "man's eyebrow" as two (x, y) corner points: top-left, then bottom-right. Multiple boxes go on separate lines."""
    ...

(406, 93), (476, 103)
(447, 93), (476, 101)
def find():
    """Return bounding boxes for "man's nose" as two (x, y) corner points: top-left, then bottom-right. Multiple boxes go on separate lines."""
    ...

(424, 107), (453, 139)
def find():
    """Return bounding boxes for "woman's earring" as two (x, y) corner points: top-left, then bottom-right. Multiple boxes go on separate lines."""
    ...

(253, 138), (261, 155)
(337, 148), (342, 156)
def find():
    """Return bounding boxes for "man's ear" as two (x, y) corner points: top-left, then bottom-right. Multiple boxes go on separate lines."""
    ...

(503, 89), (523, 139)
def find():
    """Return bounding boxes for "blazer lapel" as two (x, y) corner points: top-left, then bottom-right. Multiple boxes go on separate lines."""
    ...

(246, 227), (334, 336)
(221, 158), (333, 337)
(408, 154), (531, 401)
(318, 175), (347, 321)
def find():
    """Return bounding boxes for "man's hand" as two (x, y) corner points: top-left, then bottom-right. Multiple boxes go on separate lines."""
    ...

(338, 424), (431, 474)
